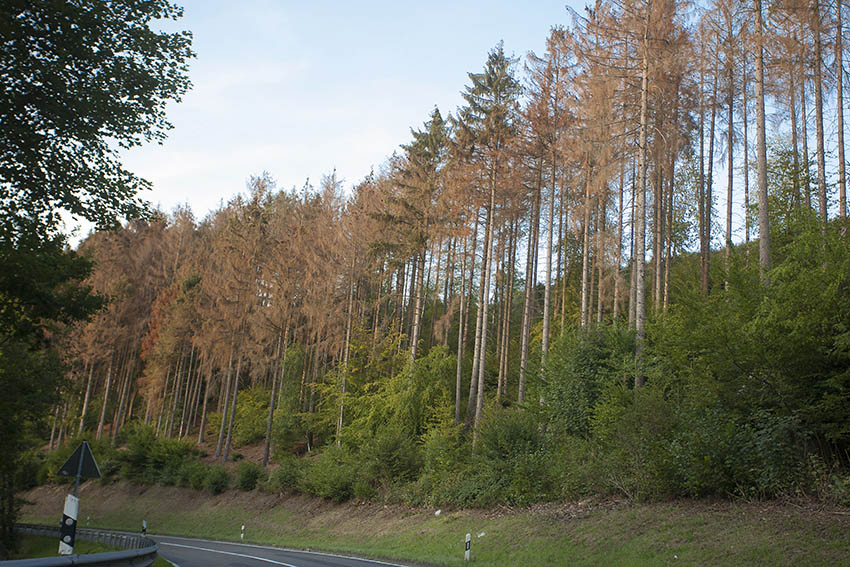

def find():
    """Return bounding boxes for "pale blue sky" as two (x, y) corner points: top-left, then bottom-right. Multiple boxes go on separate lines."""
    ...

(112, 1), (583, 225)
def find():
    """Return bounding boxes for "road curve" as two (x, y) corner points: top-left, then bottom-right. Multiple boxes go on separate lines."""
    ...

(154, 534), (412, 567)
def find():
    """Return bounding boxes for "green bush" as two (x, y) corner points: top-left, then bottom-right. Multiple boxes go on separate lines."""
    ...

(302, 445), (360, 502)
(204, 465), (230, 494)
(263, 455), (302, 494)
(119, 424), (193, 485)
(235, 461), (263, 491)
(231, 387), (270, 447)
(176, 460), (208, 491)
(365, 428), (421, 484)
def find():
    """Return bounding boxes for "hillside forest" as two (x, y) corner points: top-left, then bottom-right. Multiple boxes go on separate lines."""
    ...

(8, 0), (850, 540)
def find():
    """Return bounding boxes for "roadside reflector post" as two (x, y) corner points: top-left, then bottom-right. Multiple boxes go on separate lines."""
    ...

(56, 441), (100, 556)
(465, 532), (471, 561)
(241, 523), (245, 541)
(58, 494), (79, 555)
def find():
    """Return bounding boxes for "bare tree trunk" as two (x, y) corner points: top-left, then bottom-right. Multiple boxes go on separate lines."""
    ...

(473, 168), (498, 441)
(614, 161), (625, 319)
(726, 59), (734, 289)
(410, 246), (427, 360)
(542, 157), (557, 358)
(744, 47), (751, 245)
(96, 351), (114, 441)
(214, 347), (234, 459)
(802, 64), (812, 209)
(755, 0), (771, 274)
(814, 0), (829, 223)
(178, 345), (196, 438)
(78, 361), (94, 435)
(791, 68), (801, 206)
(838, 0), (847, 218)
(337, 261), (356, 446)
(703, 63), (718, 294)
(266, 326), (288, 465)
(597, 196), (606, 324)
(222, 355), (242, 464)
(518, 171), (541, 404)
(634, 3), (652, 388)
(580, 173), (592, 327)
(455, 232), (469, 424)
(628, 157), (637, 329)
(198, 368), (211, 445)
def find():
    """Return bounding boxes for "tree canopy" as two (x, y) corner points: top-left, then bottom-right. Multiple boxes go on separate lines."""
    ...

(0, 0), (194, 240)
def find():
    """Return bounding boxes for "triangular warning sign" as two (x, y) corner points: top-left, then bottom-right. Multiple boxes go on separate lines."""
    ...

(57, 441), (101, 479)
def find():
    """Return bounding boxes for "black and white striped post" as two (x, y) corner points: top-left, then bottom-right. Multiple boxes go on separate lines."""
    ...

(56, 441), (101, 555)
(58, 494), (79, 555)
(465, 532), (471, 561)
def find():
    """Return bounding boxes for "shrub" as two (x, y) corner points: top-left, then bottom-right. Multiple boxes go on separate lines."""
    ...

(263, 455), (302, 494)
(204, 465), (230, 494)
(235, 461), (263, 491)
(176, 460), (208, 491)
(366, 428), (422, 484)
(302, 445), (359, 502)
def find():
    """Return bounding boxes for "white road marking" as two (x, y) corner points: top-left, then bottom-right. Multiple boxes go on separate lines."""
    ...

(161, 542), (298, 566)
(156, 536), (410, 567)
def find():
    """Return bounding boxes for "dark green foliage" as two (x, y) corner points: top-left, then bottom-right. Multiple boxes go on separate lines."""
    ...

(119, 424), (193, 484)
(263, 456), (302, 494)
(235, 462), (263, 491)
(302, 445), (360, 503)
(204, 466), (230, 495)
(176, 461), (208, 491)
(233, 387), (269, 447)
(0, 0), (194, 238)
(543, 327), (634, 438)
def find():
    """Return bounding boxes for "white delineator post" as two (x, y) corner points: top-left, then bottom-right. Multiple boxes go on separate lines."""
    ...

(465, 532), (471, 561)
(58, 494), (79, 555)
(241, 524), (245, 541)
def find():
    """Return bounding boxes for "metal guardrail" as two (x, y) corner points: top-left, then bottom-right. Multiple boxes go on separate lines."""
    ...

(7, 524), (159, 566)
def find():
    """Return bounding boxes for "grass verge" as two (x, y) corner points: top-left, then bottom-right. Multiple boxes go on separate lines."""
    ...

(19, 482), (850, 566)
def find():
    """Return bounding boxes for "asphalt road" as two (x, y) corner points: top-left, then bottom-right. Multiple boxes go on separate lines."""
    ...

(154, 534), (412, 567)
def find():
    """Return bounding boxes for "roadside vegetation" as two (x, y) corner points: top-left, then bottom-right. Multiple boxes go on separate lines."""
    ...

(20, 481), (850, 567)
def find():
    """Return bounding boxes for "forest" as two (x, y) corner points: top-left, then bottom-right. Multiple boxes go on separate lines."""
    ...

(4, 0), (850, 556)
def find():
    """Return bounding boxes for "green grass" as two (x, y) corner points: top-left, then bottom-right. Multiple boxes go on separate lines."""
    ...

(14, 531), (171, 566)
(20, 483), (850, 566)
(14, 534), (117, 558)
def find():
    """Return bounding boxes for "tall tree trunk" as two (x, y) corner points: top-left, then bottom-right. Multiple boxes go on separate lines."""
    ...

(266, 326), (288, 466)
(838, 0), (847, 218)
(755, 0), (772, 274)
(96, 351), (114, 441)
(455, 232), (469, 424)
(726, 59), (734, 288)
(703, 63), (718, 294)
(518, 170), (541, 404)
(698, 39), (707, 295)
(634, 3), (652, 388)
(743, 46), (751, 245)
(596, 196), (606, 324)
(813, 0), (829, 223)
(78, 361), (94, 435)
(791, 68), (802, 207)
(801, 63), (812, 209)
(222, 355), (242, 464)
(409, 246), (427, 360)
(473, 167), (497, 440)
(628, 157), (637, 330)
(580, 172), (592, 327)
(214, 347), (234, 459)
(198, 368), (211, 445)
(337, 260), (356, 446)
(542, 156), (557, 358)
(614, 160), (625, 320)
